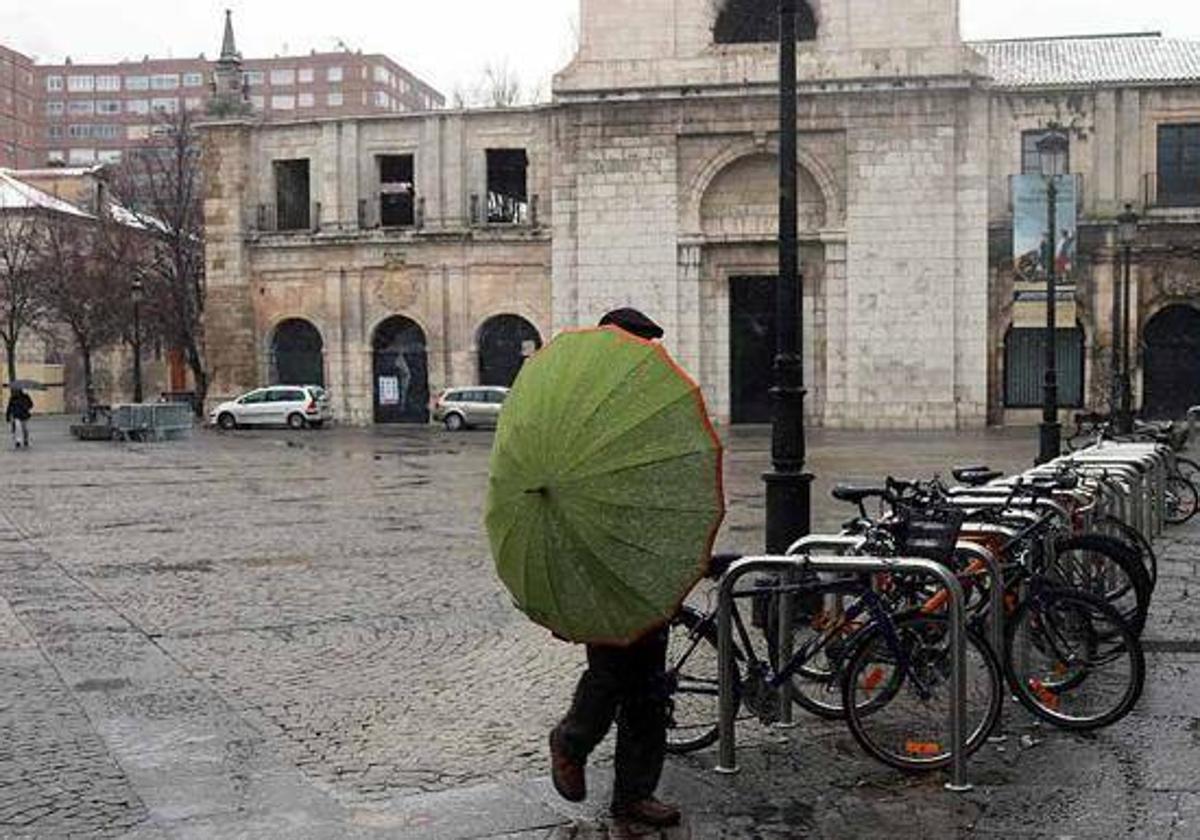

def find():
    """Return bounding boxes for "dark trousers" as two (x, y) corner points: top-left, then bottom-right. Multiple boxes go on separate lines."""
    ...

(554, 627), (669, 806)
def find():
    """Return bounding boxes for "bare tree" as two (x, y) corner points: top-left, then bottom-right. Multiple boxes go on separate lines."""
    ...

(109, 109), (208, 414)
(453, 60), (529, 108)
(36, 211), (143, 412)
(0, 207), (48, 384)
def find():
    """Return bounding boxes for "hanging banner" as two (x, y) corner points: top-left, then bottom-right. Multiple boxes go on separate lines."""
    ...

(1012, 174), (1078, 328)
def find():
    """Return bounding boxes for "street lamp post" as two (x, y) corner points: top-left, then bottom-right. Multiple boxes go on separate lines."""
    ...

(764, 0), (813, 554)
(1116, 204), (1139, 434)
(1036, 130), (1069, 465)
(132, 276), (144, 404)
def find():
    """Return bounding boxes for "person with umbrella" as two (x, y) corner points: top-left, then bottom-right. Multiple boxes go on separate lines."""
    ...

(486, 308), (725, 831)
(6, 385), (34, 449)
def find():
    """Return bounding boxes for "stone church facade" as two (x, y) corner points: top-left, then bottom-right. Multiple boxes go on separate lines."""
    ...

(200, 0), (1200, 428)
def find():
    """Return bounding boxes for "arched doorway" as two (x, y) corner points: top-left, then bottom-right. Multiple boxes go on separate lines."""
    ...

(1143, 305), (1200, 419)
(478, 315), (542, 387)
(373, 316), (430, 424)
(270, 319), (324, 386)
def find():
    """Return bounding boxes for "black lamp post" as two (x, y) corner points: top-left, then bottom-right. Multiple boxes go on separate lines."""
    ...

(1036, 130), (1069, 465)
(132, 276), (144, 404)
(1116, 203), (1139, 433)
(764, 0), (813, 554)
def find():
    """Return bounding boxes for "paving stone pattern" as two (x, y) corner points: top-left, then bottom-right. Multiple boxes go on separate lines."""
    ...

(1, 420), (1197, 838)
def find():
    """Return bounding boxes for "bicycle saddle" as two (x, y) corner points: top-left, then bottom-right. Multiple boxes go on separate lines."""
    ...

(831, 485), (887, 505)
(952, 466), (1004, 486)
(707, 553), (744, 579)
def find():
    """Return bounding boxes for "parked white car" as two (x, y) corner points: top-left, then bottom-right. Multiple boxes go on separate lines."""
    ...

(210, 385), (332, 430)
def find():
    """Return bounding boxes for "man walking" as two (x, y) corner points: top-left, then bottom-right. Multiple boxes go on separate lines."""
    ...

(6, 386), (33, 449)
(548, 307), (681, 831)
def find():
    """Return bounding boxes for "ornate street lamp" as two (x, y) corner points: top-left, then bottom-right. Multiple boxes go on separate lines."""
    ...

(1035, 130), (1069, 465)
(764, 0), (812, 553)
(1116, 203), (1139, 433)
(132, 276), (144, 403)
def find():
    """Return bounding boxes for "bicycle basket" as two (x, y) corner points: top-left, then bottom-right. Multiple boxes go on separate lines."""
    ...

(894, 504), (966, 562)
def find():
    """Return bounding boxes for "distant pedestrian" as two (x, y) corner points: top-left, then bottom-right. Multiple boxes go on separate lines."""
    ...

(548, 307), (682, 831)
(6, 387), (33, 449)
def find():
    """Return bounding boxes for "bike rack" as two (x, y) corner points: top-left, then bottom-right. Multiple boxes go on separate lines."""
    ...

(716, 555), (974, 793)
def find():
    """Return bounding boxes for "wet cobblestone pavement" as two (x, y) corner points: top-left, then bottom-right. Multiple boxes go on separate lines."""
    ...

(0, 418), (1197, 838)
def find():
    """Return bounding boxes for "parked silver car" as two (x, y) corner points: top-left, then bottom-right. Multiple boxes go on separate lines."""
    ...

(431, 386), (509, 431)
(210, 385), (332, 430)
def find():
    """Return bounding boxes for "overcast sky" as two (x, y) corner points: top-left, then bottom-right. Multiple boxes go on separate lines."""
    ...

(3, 1), (1200, 99)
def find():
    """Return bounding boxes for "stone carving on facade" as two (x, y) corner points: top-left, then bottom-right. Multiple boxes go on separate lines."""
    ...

(369, 270), (421, 314)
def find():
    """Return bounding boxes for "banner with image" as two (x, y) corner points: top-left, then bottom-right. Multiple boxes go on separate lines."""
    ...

(1012, 174), (1078, 328)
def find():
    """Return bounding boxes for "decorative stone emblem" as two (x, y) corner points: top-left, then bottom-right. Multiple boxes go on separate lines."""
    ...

(370, 269), (420, 312)
(1157, 271), (1200, 301)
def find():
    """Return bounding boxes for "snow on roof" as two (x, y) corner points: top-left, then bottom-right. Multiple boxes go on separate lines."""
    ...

(0, 170), (94, 219)
(970, 33), (1200, 89)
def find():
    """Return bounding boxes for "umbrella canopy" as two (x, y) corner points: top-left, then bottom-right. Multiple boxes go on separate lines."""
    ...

(486, 327), (725, 645)
(4, 379), (46, 391)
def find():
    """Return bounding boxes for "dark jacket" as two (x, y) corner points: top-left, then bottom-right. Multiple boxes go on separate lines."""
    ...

(6, 391), (32, 422)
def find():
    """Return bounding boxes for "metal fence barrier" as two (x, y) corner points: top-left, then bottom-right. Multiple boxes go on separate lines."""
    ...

(111, 403), (194, 442)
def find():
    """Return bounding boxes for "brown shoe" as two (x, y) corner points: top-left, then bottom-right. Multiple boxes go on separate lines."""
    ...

(611, 797), (682, 828)
(549, 730), (586, 802)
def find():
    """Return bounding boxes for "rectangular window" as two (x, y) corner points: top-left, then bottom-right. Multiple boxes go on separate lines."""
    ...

(372, 90), (390, 108)
(243, 70), (265, 87)
(182, 72), (204, 87)
(126, 99), (150, 115)
(250, 94), (265, 111)
(46, 150), (66, 163)
(68, 148), (95, 164)
(68, 124), (91, 138)
(125, 75), (149, 91)
(374, 65), (390, 84)
(378, 154), (415, 227)
(67, 75), (94, 92)
(150, 74), (179, 90)
(46, 75), (64, 91)
(1004, 328), (1085, 408)
(97, 150), (123, 163)
(274, 159), (311, 231)
(270, 68), (295, 86)
(486, 149), (530, 224)
(327, 66), (343, 83)
(271, 95), (295, 110)
(96, 100), (121, 114)
(47, 125), (63, 139)
(298, 68), (314, 84)
(298, 92), (314, 108)
(45, 100), (64, 115)
(327, 91), (343, 107)
(184, 97), (203, 111)
(95, 75), (120, 91)
(127, 125), (149, 140)
(150, 97), (179, 113)
(67, 100), (95, 115)
(1157, 123), (1200, 208)
(1021, 130), (1071, 175)
(92, 125), (119, 139)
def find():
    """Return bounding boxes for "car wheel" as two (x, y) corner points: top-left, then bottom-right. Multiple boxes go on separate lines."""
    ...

(444, 413), (465, 432)
(217, 413), (237, 431)
(287, 413), (307, 430)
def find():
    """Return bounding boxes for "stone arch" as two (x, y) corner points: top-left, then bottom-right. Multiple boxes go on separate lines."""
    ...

(268, 317), (325, 387)
(1142, 304), (1200, 419)
(476, 314), (544, 387)
(371, 315), (431, 424)
(683, 140), (841, 236)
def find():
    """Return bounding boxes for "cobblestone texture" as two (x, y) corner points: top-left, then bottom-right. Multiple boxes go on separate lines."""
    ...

(1, 419), (1197, 838)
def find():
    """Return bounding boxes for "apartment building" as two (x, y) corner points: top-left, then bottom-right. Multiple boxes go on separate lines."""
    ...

(0, 44), (38, 169)
(6, 12), (444, 168)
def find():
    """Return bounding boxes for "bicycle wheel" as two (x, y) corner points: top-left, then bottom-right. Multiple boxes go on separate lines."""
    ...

(765, 594), (860, 721)
(1175, 456), (1200, 487)
(1095, 514), (1157, 590)
(1005, 587), (1145, 731)
(842, 613), (1002, 772)
(1165, 474), (1199, 525)
(664, 606), (731, 754)
(1050, 534), (1150, 636)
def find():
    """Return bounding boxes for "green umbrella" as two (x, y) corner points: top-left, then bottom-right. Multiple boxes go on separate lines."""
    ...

(486, 327), (725, 646)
